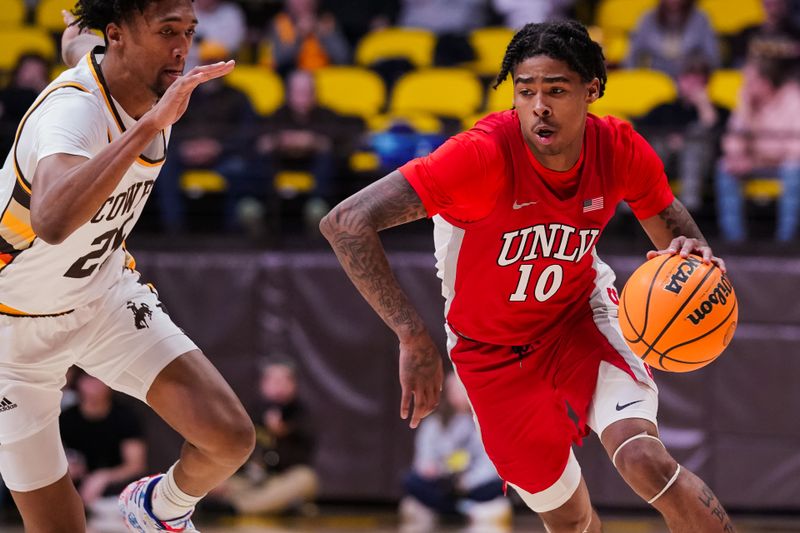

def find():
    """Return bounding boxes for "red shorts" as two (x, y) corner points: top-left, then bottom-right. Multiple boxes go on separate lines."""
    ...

(449, 310), (644, 495)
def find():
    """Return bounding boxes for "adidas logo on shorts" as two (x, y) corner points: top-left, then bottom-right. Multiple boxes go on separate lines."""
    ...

(0, 397), (18, 413)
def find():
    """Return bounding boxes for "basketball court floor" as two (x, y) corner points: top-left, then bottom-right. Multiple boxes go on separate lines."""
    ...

(3, 510), (799, 532)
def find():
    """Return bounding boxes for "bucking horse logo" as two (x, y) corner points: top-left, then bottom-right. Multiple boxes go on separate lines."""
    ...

(127, 301), (153, 329)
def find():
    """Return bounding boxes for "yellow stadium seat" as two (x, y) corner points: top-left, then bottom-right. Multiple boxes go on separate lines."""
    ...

(274, 171), (315, 196)
(699, 0), (764, 35)
(180, 170), (227, 194)
(589, 69), (676, 119)
(314, 66), (386, 118)
(596, 0), (658, 36)
(356, 28), (436, 68)
(367, 112), (442, 133)
(744, 178), (781, 201)
(0, 27), (57, 71)
(486, 79), (514, 113)
(462, 113), (485, 130)
(224, 66), (284, 116)
(391, 68), (483, 119)
(349, 151), (381, 172)
(470, 27), (515, 76)
(708, 69), (743, 110)
(603, 32), (630, 65)
(0, 0), (26, 27)
(36, 0), (75, 32)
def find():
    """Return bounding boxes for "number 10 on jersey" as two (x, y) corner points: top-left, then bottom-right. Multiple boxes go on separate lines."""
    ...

(509, 264), (563, 302)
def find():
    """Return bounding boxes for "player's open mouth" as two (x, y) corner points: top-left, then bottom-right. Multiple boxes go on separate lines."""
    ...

(535, 127), (555, 145)
(163, 69), (183, 80)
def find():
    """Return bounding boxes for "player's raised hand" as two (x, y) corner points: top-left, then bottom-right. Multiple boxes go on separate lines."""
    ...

(647, 235), (726, 273)
(144, 60), (235, 131)
(398, 333), (444, 429)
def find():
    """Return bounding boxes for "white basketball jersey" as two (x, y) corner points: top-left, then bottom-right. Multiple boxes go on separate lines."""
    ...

(0, 49), (169, 315)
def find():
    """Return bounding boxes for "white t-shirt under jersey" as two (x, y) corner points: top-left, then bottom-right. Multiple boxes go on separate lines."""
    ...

(0, 49), (169, 315)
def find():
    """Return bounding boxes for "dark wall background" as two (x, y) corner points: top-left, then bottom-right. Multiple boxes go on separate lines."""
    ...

(129, 249), (800, 509)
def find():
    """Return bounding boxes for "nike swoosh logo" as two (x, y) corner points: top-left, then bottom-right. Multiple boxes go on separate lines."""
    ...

(512, 200), (537, 209)
(615, 399), (645, 411)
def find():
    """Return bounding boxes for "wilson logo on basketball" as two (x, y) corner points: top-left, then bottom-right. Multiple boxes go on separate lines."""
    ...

(663, 256), (702, 294)
(686, 276), (734, 325)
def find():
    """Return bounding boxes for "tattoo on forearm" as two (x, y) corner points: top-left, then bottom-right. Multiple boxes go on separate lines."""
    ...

(698, 485), (735, 532)
(658, 200), (707, 242)
(324, 175), (427, 335)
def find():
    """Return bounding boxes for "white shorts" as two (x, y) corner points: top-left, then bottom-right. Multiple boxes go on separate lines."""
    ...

(511, 361), (659, 513)
(0, 269), (197, 447)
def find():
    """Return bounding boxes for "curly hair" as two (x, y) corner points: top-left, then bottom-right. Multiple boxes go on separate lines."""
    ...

(72, 0), (172, 33)
(493, 20), (607, 98)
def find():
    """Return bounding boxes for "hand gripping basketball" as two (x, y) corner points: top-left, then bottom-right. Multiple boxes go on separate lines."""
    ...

(618, 254), (737, 372)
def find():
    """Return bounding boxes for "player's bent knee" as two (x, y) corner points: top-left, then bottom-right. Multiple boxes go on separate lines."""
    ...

(201, 410), (256, 466)
(614, 436), (674, 477)
(612, 433), (678, 500)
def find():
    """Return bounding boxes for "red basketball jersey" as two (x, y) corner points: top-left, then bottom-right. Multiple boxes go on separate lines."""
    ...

(400, 111), (673, 346)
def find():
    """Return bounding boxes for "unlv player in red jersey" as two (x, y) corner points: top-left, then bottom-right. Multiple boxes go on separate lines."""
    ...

(321, 20), (734, 533)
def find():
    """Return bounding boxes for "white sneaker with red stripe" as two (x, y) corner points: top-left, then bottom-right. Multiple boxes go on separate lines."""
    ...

(119, 475), (200, 532)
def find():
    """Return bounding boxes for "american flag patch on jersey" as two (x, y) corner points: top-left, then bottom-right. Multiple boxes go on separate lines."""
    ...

(583, 197), (604, 212)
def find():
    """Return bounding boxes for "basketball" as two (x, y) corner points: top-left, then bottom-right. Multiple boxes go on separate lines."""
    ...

(618, 254), (738, 372)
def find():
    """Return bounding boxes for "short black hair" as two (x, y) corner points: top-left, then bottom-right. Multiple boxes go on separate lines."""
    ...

(72, 0), (166, 33)
(494, 20), (607, 98)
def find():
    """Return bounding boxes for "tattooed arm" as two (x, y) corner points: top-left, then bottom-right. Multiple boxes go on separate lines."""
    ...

(639, 198), (726, 272)
(319, 170), (444, 428)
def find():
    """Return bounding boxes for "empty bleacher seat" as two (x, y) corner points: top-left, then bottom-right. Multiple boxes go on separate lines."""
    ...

(356, 28), (436, 69)
(589, 68), (676, 119)
(699, 0), (765, 34)
(708, 69), (744, 110)
(314, 66), (386, 118)
(36, 0), (76, 32)
(0, 0), (26, 27)
(596, 0), (658, 37)
(469, 27), (515, 76)
(0, 27), (57, 72)
(390, 68), (483, 119)
(224, 66), (284, 116)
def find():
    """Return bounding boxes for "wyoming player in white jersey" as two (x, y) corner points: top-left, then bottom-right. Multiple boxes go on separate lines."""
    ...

(0, 1), (255, 532)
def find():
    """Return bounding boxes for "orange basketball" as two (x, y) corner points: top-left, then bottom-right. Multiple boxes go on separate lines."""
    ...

(618, 254), (737, 372)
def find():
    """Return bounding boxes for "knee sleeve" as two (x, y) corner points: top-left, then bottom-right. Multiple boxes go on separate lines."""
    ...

(508, 448), (581, 513)
(0, 417), (67, 492)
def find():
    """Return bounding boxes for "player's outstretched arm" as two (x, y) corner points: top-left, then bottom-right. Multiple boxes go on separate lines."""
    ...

(320, 171), (444, 429)
(61, 10), (103, 68)
(639, 198), (726, 272)
(31, 61), (234, 244)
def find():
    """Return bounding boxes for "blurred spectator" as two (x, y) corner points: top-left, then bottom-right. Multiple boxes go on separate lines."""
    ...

(215, 357), (318, 515)
(267, 0), (350, 76)
(398, 0), (490, 66)
(321, 0), (398, 48)
(193, 0), (247, 58)
(625, 0), (720, 79)
(728, 0), (800, 72)
(399, 373), (511, 532)
(715, 58), (800, 242)
(634, 56), (729, 211)
(252, 69), (364, 232)
(491, 0), (576, 28)
(0, 54), (50, 157)
(60, 372), (146, 514)
(157, 41), (257, 233)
